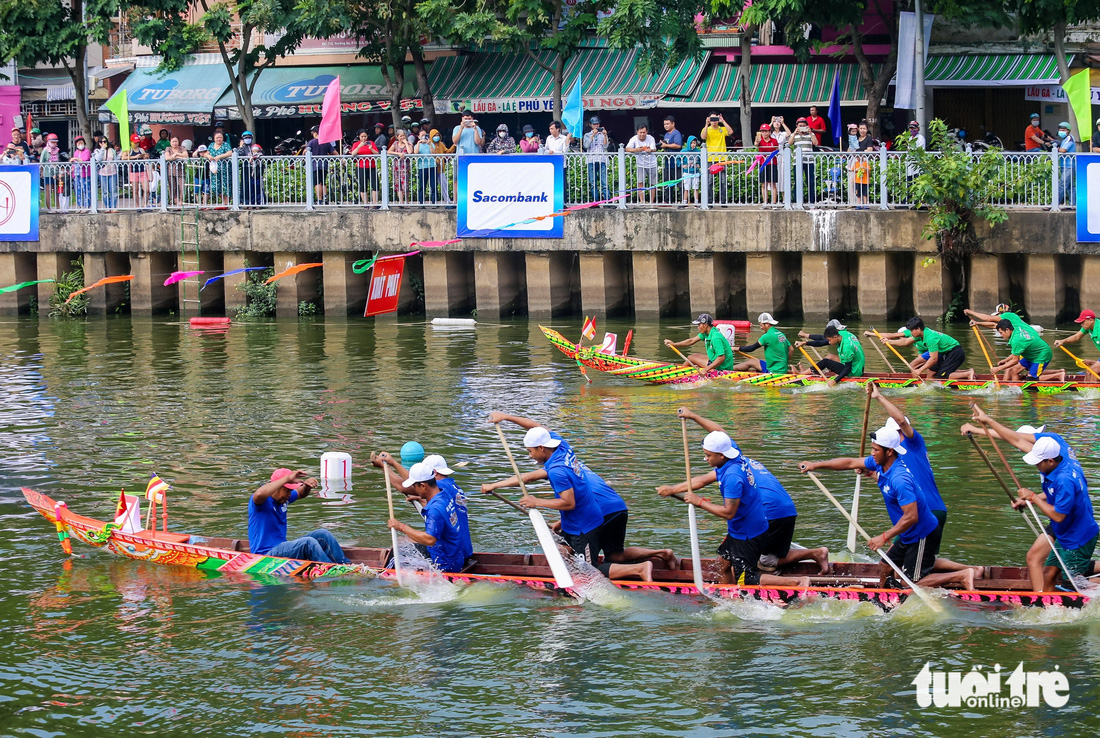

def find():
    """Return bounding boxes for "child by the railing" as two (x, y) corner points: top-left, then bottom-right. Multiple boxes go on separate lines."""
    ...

(123, 135), (149, 208)
(94, 138), (119, 210)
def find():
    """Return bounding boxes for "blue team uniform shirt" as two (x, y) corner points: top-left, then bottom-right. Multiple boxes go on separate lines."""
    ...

(745, 457), (797, 520)
(716, 458), (769, 540)
(424, 489), (471, 572)
(897, 430), (947, 513)
(1040, 458), (1099, 549)
(248, 490), (299, 555)
(437, 476), (474, 561)
(863, 456), (938, 543)
(554, 434), (628, 516)
(543, 432), (605, 535)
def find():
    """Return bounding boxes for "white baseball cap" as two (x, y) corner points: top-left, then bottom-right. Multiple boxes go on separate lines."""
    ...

(423, 454), (454, 476)
(871, 426), (907, 455)
(1023, 436), (1061, 465)
(758, 312), (779, 325)
(702, 430), (741, 459)
(402, 462), (435, 487)
(1017, 424), (1046, 434)
(884, 416), (910, 432)
(523, 427), (561, 449)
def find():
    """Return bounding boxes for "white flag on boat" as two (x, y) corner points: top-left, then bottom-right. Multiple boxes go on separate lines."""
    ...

(599, 332), (617, 354)
(113, 493), (142, 533)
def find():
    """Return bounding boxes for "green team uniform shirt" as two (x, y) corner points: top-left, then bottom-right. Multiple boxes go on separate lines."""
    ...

(837, 330), (865, 376)
(703, 328), (735, 370)
(998, 311), (1031, 332)
(902, 326), (960, 355)
(758, 326), (791, 372)
(1080, 324), (1100, 353)
(1008, 323), (1053, 364)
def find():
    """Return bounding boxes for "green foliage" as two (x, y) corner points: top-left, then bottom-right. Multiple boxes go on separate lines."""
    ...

(263, 160), (308, 203)
(600, 0), (705, 75)
(48, 259), (88, 318)
(298, 300), (319, 316)
(903, 119), (1008, 276)
(941, 290), (966, 324)
(235, 267), (277, 318)
(27, 295), (38, 316)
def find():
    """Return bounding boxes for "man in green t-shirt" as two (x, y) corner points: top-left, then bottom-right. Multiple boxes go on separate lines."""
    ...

(733, 312), (792, 373)
(869, 316), (975, 380)
(989, 318), (1064, 382)
(795, 323), (865, 383)
(664, 313), (734, 373)
(1054, 308), (1100, 378)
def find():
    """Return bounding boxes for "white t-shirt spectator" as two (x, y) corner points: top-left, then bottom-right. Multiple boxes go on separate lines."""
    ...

(627, 133), (657, 169)
(545, 132), (570, 155)
(906, 133), (926, 177)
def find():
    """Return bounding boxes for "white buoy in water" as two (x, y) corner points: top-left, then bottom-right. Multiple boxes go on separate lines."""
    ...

(320, 451), (353, 479)
(431, 317), (477, 326)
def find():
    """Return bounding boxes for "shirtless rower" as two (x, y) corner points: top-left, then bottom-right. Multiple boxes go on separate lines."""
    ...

(483, 412), (673, 580)
(732, 312), (793, 374)
(1054, 308), (1100, 378)
(794, 321), (865, 384)
(964, 305), (1065, 382)
(657, 410), (812, 589)
(867, 317), (976, 380)
(799, 427), (977, 590)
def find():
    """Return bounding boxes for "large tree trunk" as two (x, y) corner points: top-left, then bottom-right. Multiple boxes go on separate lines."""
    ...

(217, 36), (257, 133)
(738, 26), (756, 147)
(552, 53), (565, 123)
(64, 45), (92, 142)
(410, 44), (434, 129)
(852, 31), (897, 140)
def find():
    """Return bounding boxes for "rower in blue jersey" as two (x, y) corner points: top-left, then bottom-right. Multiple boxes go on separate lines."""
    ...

(872, 387), (986, 580)
(423, 455), (473, 563)
(482, 413), (662, 581)
(961, 407), (1080, 469)
(800, 426), (977, 590)
(744, 455), (830, 574)
(658, 409), (811, 589)
(388, 462), (472, 573)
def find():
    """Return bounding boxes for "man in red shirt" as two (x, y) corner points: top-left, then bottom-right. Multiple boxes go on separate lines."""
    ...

(806, 105), (827, 146)
(1025, 113), (1052, 151)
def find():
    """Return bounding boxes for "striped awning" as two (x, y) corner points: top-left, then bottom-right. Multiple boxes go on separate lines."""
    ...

(923, 54), (1064, 87)
(666, 63), (870, 107)
(429, 48), (709, 113)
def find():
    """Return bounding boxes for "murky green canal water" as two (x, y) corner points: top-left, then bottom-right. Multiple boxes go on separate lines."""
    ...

(2, 316), (1099, 736)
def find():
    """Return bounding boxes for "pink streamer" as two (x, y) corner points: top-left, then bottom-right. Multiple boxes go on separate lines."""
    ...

(163, 270), (204, 287)
(317, 76), (342, 145)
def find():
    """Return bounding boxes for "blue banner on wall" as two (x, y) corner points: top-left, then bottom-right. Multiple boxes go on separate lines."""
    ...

(1077, 154), (1100, 243)
(0, 165), (39, 242)
(456, 154), (564, 239)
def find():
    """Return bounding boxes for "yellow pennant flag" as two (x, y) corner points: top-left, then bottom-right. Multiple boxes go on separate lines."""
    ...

(104, 89), (129, 149)
(1061, 69), (1091, 142)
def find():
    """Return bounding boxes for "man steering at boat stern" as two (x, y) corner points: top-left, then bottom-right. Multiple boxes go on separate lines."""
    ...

(388, 462), (472, 573)
(799, 428), (977, 590)
(248, 469), (350, 564)
(663, 313), (735, 372)
(657, 412), (813, 589)
(482, 412), (667, 581)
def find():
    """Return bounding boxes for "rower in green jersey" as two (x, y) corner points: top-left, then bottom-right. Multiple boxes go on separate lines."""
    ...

(794, 319), (865, 383)
(1054, 308), (1100, 378)
(869, 316), (976, 380)
(965, 305), (1063, 382)
(732, 312), (793, 373)
(664, 312), (735, 372)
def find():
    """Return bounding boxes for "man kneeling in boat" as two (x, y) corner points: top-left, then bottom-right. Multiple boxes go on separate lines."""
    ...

(388, 462), (472, 573)
(248, 469), (350, 564)
(966, 306), (1065, 382)
(483, 413), (673, 580)
(663, 313), (734, 373)
(799, 428), (976, 590)
(657, 415), (813, 589)
(731, 312), (793, 374)
(867, 317), (975, 380)
(794, 322), (865, 384)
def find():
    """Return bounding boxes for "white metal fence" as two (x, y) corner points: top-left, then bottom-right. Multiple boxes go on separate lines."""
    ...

(36, 147), (1076, 214)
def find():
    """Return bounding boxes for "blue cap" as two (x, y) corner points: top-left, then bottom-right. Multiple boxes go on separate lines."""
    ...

(400, 441), (425, 465)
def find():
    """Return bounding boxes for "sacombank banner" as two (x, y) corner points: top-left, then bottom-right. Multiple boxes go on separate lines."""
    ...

(0, 166), (39, 242)
(457, 155), (563, 239)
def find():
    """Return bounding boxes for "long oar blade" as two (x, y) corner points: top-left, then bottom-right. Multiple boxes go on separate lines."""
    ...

(681, 418), (707, 596)
(847, 475), (862, 553)
(528, 509), (574, 589)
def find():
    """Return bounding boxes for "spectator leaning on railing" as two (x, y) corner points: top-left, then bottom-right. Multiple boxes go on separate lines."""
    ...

(453, 111), (484, 154)
(582, 116), (610, 202)
(414, 129), (439, 203)
(806, 105), (827, 146)
(701, 112), (733, 196)
(486, 124), (516, 154)
(903, 121), (925, 194)
(429, 128), (454, 204)
(71, 135), (92, 210)
(1057, 120), (1076, 206)
(94, 137), (118, 209)
(545, 121), (570, 155)
(519, 124), (541, 153)
(351, 129), (380, 205)
(756, 124), (779, 205)
(164, 135), (188, 207)
(626, 123), (658, 204)
(10, 127), (31, 161)
(660, 115), (682, 204)
(789, 117), (817, 204)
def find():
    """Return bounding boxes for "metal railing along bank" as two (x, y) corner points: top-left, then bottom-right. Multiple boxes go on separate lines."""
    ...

(35, 147), (1076, 214)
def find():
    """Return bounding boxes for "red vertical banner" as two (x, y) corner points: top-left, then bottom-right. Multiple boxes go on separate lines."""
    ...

(364, 256), (406, 316)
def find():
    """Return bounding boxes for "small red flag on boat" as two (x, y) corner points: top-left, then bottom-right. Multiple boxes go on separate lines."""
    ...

(581, 316), (596, 340)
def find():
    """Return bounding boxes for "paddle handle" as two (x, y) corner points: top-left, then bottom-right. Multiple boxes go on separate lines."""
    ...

(972, 325), (1001, 388)
(1059, 343), (1100, 381)
(383, 462), (396, 520)
(681, 417), (708, 595)
(487, 489), (526, 514)
(865, 328), (897, 374)
(798, 344), (828, 380)
(847, 382), (874, 553)
(976, 417), (1023, 490)
(872, 327), (921, 382)
(966, 432), (1041, 537)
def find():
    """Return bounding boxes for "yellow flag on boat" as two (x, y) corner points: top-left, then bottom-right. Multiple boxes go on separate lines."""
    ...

(145, 474), (169, 503)
(581, 316), (596, 340)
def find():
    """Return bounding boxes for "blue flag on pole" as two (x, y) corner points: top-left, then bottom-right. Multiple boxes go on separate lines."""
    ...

(828, 70), (842, 146)
(562, 75), (583, 138)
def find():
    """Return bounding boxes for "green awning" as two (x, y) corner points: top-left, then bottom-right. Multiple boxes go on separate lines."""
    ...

(213, 64), (419, 119)
(667, 63), (869, 107)
(923, 54), (1064, 87)
(429, 49), (710, 113)
(97, 64), (231, 125)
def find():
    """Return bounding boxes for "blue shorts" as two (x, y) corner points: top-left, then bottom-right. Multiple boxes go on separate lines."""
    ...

(759, 360), (768, 373)
(1018, 358), (1046, 378)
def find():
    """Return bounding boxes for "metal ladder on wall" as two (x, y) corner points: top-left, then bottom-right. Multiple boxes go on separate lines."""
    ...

(179, 198), (201, 315)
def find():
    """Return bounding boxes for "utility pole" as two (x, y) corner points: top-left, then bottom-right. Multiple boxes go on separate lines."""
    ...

(914, 0), (927, 132)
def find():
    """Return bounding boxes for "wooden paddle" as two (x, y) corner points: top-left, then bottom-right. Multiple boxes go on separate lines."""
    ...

(806, 472), (944, 612)
(666, 342), (706, 379)
(965, 431), (1041, 537)
(383, 459), (404, 587)
(974, 415), (1082, 594)
(797, 344), (829, 380)
(847, 381), (874, 552)
(681, 417), (708, 596)
(1058, 344), (1100, 382)
(971, 325), (1001, 389)
(494, 424), (574, 590)
(872, 327), (923, 383)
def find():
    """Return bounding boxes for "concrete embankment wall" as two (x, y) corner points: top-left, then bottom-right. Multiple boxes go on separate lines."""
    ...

(0, 209), (1090, 321)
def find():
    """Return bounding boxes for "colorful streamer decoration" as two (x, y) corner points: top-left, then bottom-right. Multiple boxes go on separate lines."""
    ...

(352, 249), (423, 275)
(200, 266), (267, 291)
(66, 275), (134, 304)
(265, 263), (324, 285)
(163, 270), (204, 287)
(0, 279), (54, 294)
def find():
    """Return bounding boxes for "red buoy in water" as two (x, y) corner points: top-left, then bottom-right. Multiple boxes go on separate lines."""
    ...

(189, 317), (231, 327)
